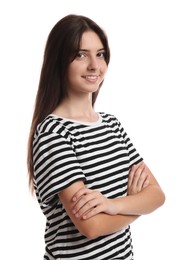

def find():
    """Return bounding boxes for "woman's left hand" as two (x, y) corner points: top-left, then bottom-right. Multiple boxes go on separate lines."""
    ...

(128, 162), (150, 195)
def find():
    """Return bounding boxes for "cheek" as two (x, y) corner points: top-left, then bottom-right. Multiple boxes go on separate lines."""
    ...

(68, 62), (85, 78)
(67, 65), (79, 81)
(101, 63), (108, 75)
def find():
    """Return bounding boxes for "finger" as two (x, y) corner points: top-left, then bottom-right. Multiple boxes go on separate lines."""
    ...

(137, 169), (148, 191)
(128, 165), (136, 188)
(142, 176), (150, 189)
(73, 191), (100, 214)
(131, 163), (145, 188)
(72, 188), (92, 202)
(74, 198), (100, 218)
(128, 162), (144, 187)
(82, 204), (103, 220)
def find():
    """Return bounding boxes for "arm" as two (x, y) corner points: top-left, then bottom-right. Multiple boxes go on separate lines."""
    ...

(116, 162), (166, 215)
(72, 162), (165, 218)
(58, 180), (140, 239)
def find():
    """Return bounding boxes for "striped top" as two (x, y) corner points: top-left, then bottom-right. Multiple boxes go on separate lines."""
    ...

(33, 112), (142, 260)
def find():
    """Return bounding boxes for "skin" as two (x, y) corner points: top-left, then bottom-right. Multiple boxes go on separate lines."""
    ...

(72, 162), (162, 219)
(56, 30), (165, 239)
(53, 30), (107, 122)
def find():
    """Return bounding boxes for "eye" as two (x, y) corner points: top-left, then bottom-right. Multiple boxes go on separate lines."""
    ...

(76, 51), (87, 60)
(97, 51), (106, 59)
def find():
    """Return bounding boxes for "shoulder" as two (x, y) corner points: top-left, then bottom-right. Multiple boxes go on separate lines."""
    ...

(34, 115), (72, 140)
(100, 112), (123, 127)
(33, 115), (75, 155)
(100, 112), (118, 122)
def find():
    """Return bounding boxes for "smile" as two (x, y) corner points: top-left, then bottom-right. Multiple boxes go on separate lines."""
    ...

(82, 75), (98, 80)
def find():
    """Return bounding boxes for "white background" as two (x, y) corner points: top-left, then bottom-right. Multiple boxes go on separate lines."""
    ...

(0, 0), (185, 259)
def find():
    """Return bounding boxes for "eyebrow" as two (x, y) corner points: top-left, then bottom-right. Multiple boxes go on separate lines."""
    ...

(78, 48), (105, 52)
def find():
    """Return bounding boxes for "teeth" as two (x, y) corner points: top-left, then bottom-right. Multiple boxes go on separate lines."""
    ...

(85, 76), (97, 79)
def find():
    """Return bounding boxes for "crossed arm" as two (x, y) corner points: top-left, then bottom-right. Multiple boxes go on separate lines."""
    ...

(58, 162), (165, 239)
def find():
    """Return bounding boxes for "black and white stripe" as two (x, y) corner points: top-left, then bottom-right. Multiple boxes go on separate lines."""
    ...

(33, 112), (142, 259)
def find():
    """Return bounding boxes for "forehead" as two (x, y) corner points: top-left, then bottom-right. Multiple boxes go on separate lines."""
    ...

(80, 30), (104, 49)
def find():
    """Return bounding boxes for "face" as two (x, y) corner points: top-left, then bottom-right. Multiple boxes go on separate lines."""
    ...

(67, 30), (108, 96)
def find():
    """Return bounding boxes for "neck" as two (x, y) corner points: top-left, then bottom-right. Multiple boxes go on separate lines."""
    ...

(53, 94), (98, 122)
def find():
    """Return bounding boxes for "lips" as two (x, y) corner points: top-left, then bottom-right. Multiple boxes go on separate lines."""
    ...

(82, 75), (99, 83)
(82, 75), (98, 79)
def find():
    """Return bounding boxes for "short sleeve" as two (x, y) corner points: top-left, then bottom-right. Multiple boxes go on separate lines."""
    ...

(115, 117), (143, 167)
(33, 131), (86, 206)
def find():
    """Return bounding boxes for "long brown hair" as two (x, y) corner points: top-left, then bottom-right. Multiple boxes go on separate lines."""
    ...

(27, 14), (110, 191)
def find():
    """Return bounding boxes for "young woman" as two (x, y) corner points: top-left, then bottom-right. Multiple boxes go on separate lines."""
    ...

(27, 14), (165, 260)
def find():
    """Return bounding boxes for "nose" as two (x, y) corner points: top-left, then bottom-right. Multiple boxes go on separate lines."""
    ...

(87, 56), (99, 71)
